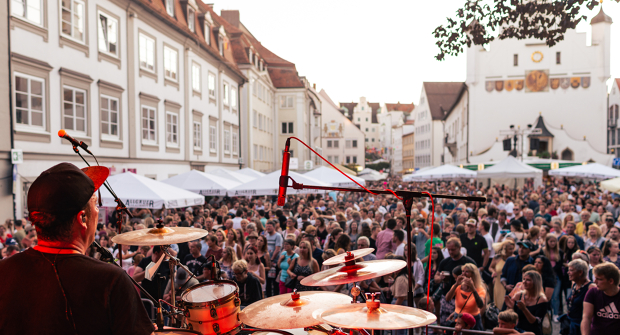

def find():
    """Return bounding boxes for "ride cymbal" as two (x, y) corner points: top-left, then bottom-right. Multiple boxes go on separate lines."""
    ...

(316, 303), (437, 330)
(322, 248), (374, 266)
(111, 227), (208, 246)
(239, 291), (352, 329)
(300, 260), (406, 287)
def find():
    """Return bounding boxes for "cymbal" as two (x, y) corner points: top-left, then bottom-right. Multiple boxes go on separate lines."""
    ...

(239, 291), (352, 329)
(316, 304), (437, 330)
(322, 248), (374, 266)
(300, 260), (406, 287)
(111, 227), (208, 246)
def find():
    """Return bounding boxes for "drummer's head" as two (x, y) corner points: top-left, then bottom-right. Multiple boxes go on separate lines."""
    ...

(28, 163), (108, 251)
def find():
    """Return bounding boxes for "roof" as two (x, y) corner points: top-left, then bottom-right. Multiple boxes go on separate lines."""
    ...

(386, 103), (415, 114)
(528, 115), (554, 138)
(616, 78), (620, 90)
(591, 6), (613, 24)
(339, 102), (357, 121)
(337, 102), (380, 123)
(423, 82), (465, 120)
(369, 103), (380, 123)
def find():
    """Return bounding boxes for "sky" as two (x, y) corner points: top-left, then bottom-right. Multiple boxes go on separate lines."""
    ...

(213, 1), (620, 105)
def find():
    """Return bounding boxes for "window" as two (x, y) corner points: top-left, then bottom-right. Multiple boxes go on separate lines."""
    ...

(163, 46), (178, 81)
(327, 156), (332, 162)
(224, 129), (230, 152)
(253, 110), (257, 128)
(253, 144), (258, 159)
(352, 140), (357, 148)
(14, 73), (45, 129)
(346, 156), (350, 164)
(63, 87), (87, 134)
(193, 122), (201, 149)
(204, 21), (210, 44)
(258, 114), (263, 130)
(282, 122), (293, 134)
(334, 156), (339, 164)
(100, 95), (119, 138)
(365, 118), (368, 122)
(208, 72), (215, 98)
(513, 54), (518, 66)
(365, 138), (368, 142)
(353, 156), (357, 164)
(556, 52), (561, 64)
(139, 33), (155, 72)
(279, 96), (294, 108)
(372, 138), (375, 142)
(357, 118), (360, 122)
(327, 140), (332, 148)
(166, 112), (178, 146)
(252, 80), (257, 96)
(231, 87), (237, 110)
(334, 140), (339, 148)
(192, 62), (200, 92)
(61, 0), (85, 42)
(188, 8), (195, 32)
(372, 128), (375, 132)
(346, 140), (351, 148)
(165, 0), (174, 16)
(98, 12), (118, 56)
(223, 82), (229, 106)
(12, 0), (42, 25)
(365, 128), (369, 132)
(141, 106), (156, 142)
(232, 132), (238, 154)
(209, 125), (217, 151)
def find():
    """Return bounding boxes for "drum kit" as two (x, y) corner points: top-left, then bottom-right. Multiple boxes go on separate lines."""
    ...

(111, 225), (437, 335)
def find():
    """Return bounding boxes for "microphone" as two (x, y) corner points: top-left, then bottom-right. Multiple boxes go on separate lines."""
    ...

(91, 240), (115, 263)
(58, 129), (91, 154)
(277, 138), (291, 206)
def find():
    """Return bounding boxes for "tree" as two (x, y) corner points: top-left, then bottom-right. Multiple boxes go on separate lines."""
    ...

(433, 0), (611, 61)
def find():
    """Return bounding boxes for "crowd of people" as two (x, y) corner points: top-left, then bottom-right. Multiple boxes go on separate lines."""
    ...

(4, 175), (620, 335)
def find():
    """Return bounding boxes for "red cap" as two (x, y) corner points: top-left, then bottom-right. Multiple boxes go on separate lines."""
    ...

(459, 313), (476, 328)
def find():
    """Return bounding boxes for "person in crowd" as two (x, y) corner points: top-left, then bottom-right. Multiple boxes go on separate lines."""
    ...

(504, 271), (549, 335)
(562, 259), (596, 335)
(493, 310), (536, 335)
(114, 243), (137, 272)
(287, 240), (319, 292)
(543, 234), (564, 319)
(232, 259), (263, 307)
(424, 223), (444, 258)
(454, 312), (477, 334)
(533, 255), (556, 301)
(414, 217), (431, 259)
(602, 240), (620, 269)
(265, 220), (283, 297)
(219, 246), (238, 280)
(390, 255), (411, 335)
(244, 245), (266, 295)
(184, 241), (207, 281)
(585, 225), (605, 250)
(205, 234), (223, 261)
(587, 246), (603, 280)
(393, 229), (405, 257)
(435, 238), (477, 289)
(565, 222), (585, 250)
(278, 239), (298, 294)
(460, 219), (490, 270)
(445, 263), (487, 330)
(335, 234), (352, 255)
(491, 239), (516, 309)
(357, 236), (377, 261)
(163, 267), (198, 304)
(562, 235), (581, 297)
(376, 219), (397, 259)
(502, 241), (535, 294)
(582, 263), (620, 335)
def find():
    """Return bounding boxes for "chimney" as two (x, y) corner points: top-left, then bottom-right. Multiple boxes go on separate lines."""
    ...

(313, 83), (316, 89)
(221, 10), (240, 28)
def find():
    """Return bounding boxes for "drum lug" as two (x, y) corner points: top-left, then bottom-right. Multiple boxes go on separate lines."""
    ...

(213, 323), (221, 334)
(184, 309), (190, 318)
(234, 297), (240, 307)
(210, 306), (218, 318)
(188, 323), (193, 330)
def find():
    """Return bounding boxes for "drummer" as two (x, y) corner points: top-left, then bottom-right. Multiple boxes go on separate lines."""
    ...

(0, 162), (154, 334)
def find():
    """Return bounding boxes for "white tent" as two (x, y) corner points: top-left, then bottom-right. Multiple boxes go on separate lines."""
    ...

(304, 166), (366, 188)
(205, 168), (256, 183)
(548, 163), (620, 180)
(161, 170), (240, 196)
(227, 170), (330, 197)
(100, 172), (205, 209)
(357, 169), (388, 181)
(477, 156), (543, 188)
(236, 168), (266, 179)
(601, 177), (620, 193)
(402, 165), (476, 182)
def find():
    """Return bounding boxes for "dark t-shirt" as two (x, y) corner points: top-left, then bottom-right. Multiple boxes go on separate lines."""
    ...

(459, 233), (488, 267)
(183, 254), (207, 278)
(436, 255), (476, 288)
(236, 273), (263, 307)
(312, 247), (324, 269)
(138, 256), (171, 301)
(584, 287), (620, 335)
(0, 248), (153, 335)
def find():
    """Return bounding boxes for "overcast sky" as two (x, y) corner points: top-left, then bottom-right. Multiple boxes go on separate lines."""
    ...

(213, 1), (620, 105)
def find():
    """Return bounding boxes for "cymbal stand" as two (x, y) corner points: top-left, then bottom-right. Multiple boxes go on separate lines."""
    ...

(161, 244), (197, 326)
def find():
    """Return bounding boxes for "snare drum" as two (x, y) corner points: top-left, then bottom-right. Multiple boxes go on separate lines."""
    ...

(181, 280), (242, 335)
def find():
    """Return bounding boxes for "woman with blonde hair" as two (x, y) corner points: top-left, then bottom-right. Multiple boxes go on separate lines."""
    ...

(216, 229), (227, 247)
(445, 263), (487, 330)
(490, 239), (516, 309)
(504, 271), (548, 335)
(219, 246), (238, 280)
(585, 225), (605, 250)
(287, 240), (320, 292)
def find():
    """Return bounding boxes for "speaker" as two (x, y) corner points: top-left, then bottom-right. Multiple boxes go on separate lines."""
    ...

(530, 138), (540, 150)
(503, 138), (512, 151)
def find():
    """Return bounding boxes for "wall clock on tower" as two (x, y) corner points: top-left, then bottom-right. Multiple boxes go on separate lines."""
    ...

(531, 51), (543, 63)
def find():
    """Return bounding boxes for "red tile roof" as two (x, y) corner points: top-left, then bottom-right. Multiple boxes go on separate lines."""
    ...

(616, 78), (620, 90)
(386, 103), (415, 114)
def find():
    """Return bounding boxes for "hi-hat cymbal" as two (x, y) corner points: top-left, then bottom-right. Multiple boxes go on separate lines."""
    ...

(316, 303), (437, 330)
(111, 227), (208, 246)
(322, 248), (374, 266)
(239, 291), (352, 329)
(300, 260), (406, 287)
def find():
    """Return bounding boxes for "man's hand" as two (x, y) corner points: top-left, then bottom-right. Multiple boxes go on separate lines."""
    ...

(505, 284), (514, 292)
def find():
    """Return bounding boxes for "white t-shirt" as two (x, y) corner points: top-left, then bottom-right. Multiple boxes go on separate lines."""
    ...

(482, 233), (495, 258)
(395, 243), (405, 257)
(113, 249), (133, 271)
(232, 217), (243, 230)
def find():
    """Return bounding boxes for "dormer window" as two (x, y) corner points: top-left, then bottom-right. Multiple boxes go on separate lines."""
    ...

(204, 21), (210, 45)
(188, 8), (195, 32)
(165, 0), (174, 17)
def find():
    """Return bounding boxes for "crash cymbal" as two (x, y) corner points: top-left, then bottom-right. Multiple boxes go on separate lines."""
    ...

(322, 248), (374, 266)
(300, 260), (406, 287)
(111, 227), (208, 246)
(239, 291), (352, 329)
(316, 302), (437, 330)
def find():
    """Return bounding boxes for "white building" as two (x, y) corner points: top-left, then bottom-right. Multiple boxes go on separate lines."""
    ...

(340, 98), (381, 149)
(608, 79), (620, 158)
(319, 89), (365, 168)
(377, 103), (414, 173)
(8, 0), (245, 218)
(443, 7), (614, 166)
(0, 4), (12, 218)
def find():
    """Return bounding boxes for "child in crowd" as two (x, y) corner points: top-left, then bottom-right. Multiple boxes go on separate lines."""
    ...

(493, 310), (535, 335)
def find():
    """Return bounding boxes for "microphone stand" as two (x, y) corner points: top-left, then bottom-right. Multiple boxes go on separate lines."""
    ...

(281, 177), (487, 335)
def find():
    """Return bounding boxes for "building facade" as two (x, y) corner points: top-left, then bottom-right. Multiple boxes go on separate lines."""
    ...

(340, 98), (381, 149)
(608, 79), (620, 158)
(402, 125), (415, 174)
(9, 0), (246, 218)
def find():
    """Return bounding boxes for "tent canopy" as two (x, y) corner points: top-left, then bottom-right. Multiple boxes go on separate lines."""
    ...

(403, 165), (476, 182)
(548, 163), (620, 179)
(205, 168), (256, 183)
(227, 170), (329, 197)
(304, 166), (366, 188)
(357, 169), (388, 181)
(100, 172), (205, 209)
(601, 177), (620, 194)
(162, 170), (240, 196)
(477, 156), (543, 179)
(236, 168), (266, 179)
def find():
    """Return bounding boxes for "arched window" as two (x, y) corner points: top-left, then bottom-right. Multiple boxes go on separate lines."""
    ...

(561, 148), (574, 161)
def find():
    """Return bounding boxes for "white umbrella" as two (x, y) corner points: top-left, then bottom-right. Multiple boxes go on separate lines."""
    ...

(548, 163), (620, 180)
(100, 172), (205, 209)
(403, 165), (476, 182)
(227, 170), (330, 197)
(206, 168), (256, 183)
(304, 166), (366, 188)
(237, 168), (266, 179)
(477, 156), (543, 188)
(601, 177), (620, 193)
(162, 170), (240, 196)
